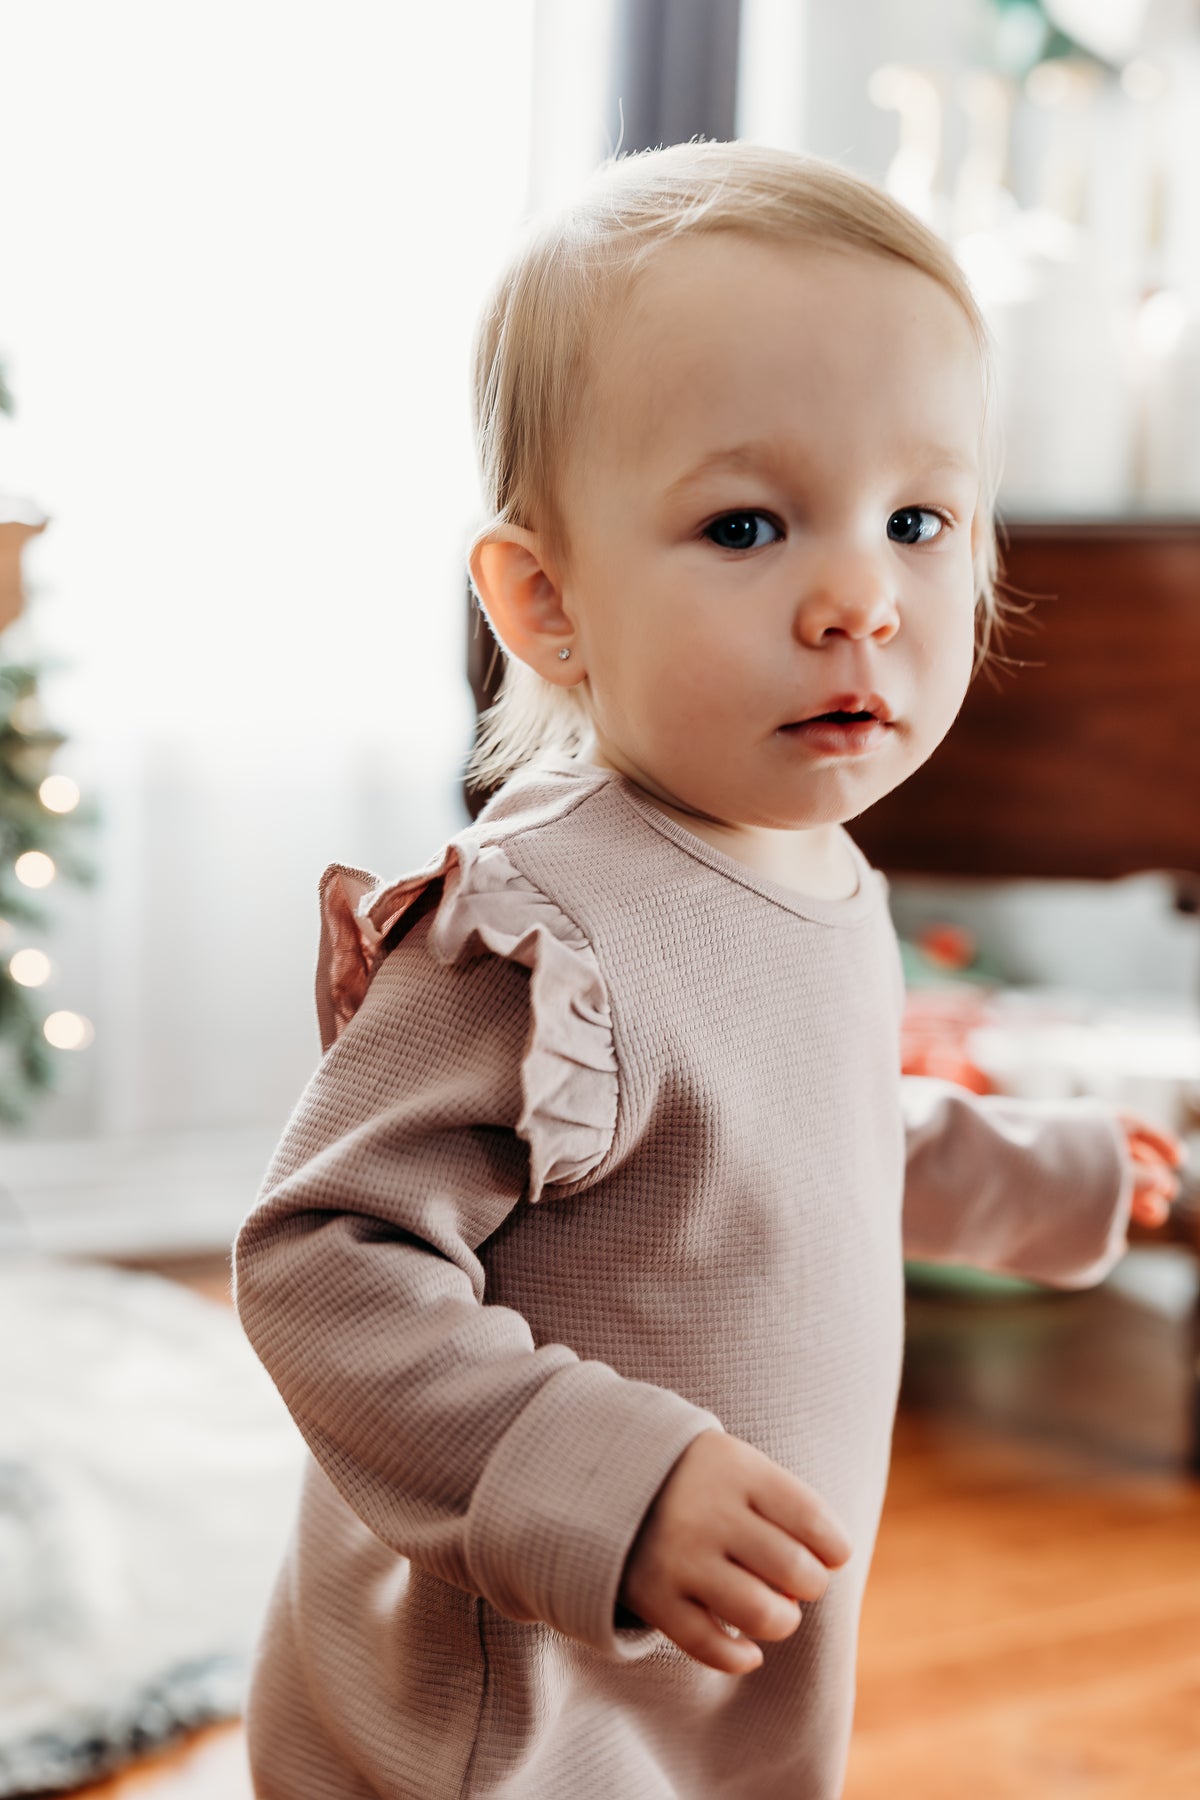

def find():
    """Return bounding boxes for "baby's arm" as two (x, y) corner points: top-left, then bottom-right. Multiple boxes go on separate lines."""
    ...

(900, 1076), (1137, 1286)
(234, 908), (725, 1662)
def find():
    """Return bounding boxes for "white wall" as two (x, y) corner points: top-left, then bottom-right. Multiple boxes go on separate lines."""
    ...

(0, 0), (543, 1157)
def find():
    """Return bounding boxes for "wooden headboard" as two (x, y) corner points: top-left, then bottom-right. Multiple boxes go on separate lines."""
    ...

(465, 520), (1200, 899)
(849, 521), (1200, 893)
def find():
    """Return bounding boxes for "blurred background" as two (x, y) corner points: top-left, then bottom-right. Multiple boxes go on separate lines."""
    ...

(1, 4), (1198, 1795)
(2, 0), (1199, 1246)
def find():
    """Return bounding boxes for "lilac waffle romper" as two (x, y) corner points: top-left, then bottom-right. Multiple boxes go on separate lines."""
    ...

(233, 756), (1132, 1798)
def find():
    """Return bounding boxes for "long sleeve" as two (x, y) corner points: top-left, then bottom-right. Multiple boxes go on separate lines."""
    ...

(233, 882), (723, 1666)
(900, 1075), (1134, 1288)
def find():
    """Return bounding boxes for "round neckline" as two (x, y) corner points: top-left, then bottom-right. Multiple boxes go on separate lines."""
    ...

(535, 756), (881, 927)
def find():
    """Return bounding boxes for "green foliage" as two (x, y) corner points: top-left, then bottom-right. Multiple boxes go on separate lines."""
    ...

(0, 347), (102, 1122)
(0, 656), (102, 1125)
(0, 967), (56, 1127)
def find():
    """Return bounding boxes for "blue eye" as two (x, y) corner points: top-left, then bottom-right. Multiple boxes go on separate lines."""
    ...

(703, 510), (783, 552)
(887, 508), (945, 544)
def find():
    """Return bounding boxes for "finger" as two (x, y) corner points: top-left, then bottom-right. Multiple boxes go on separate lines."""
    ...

(1131, 1191), (1171, 1227)
(1132, 1153), (1181, 1186)
(1132, 1165), (1180, 1203)
(1130, 1186), (1175, 1225)
(727, 1513), (833, 1605)
(1128, 1138), (1174, 1171)
(667, 1597), (764, 1675)
(1121, 1116), (1185, 1167)
(1115, 1108), (1180, 1152)
(750, 1470), (853, 1569)
(700, 1562), (803, 1645)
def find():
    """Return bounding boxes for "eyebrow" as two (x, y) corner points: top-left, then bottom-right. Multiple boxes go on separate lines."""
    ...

(661, 438), (978, 501)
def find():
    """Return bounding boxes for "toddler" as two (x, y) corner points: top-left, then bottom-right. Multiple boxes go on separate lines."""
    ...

(233, 140), (1183, 1798)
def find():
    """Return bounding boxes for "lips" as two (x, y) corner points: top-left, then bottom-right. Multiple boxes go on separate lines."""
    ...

(786, 692), (895, 728)
(779, 717), (890, 756)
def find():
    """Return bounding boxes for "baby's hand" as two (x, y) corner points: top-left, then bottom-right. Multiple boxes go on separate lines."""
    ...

(1116, 1109), (1187, 1228)
(617, 1430), (853, 1676)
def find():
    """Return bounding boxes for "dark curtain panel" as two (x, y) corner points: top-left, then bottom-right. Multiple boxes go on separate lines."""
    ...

(463, 0), (743, 818)
(605, 0), (743, 155)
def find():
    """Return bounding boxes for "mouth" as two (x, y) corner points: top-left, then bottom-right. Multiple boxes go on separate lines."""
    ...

(776, 693), (896, 756)
(797, 708), (882, 724)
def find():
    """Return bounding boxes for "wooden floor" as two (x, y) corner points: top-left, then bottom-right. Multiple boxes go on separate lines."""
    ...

(65, 1252), (1200, 1799)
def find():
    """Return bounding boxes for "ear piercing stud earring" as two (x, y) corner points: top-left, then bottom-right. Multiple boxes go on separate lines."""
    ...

(558, 647), (572, 660)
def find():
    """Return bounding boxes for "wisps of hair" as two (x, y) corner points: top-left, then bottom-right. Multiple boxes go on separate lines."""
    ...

(464, 138), (1009, 796)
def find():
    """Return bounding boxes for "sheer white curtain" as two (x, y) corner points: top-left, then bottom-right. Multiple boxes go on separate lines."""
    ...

(0, 0), (618, 1251)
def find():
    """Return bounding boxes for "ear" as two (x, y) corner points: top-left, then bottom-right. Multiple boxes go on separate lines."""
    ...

(469, 525), (578, 685)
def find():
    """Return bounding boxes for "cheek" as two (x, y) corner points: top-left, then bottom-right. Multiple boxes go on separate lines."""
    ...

(907, 581), (978, 732)
(668, 640), (761, 736)
(944, 605), (979, 691)
(934, 618), (978, 734)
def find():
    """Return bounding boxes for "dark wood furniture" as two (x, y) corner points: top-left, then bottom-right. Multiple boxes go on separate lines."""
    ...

(854, 519), (1200, 1468)
(850, 520), (1200, 891)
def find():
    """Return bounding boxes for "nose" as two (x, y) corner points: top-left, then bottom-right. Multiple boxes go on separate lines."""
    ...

(794, 551), (900, 647)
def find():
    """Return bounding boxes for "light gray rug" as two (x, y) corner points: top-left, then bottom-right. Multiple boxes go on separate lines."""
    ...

(0, 1253), (307, 1795)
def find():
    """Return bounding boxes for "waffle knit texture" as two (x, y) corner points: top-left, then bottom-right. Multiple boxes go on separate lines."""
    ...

(233, 756), (1133, 1798)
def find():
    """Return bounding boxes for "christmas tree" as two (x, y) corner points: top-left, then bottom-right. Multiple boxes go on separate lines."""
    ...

(0, 354), (100, 1127)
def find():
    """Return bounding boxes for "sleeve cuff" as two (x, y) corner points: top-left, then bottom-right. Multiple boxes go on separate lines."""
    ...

(463, 1359), (724, 1661)
(1049, 1098), (1135, 1288)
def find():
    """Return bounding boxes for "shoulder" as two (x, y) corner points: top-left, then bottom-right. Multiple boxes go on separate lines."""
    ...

(314, 761), (620, 1201)
(315, 763), (613, 1041)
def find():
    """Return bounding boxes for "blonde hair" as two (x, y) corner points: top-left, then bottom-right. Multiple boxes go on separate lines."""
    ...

(464, 138), (1005, 796)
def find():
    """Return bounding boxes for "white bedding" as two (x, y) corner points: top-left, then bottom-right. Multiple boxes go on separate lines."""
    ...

(0, 1254), (306, 1794)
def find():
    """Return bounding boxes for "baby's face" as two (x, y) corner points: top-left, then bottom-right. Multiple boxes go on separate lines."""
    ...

(558, 233), (985, 833)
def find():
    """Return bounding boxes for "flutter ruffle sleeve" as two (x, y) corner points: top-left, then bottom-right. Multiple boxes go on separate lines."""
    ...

(235, 835), (723, 1663)
(315, 838), (619, 1205)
